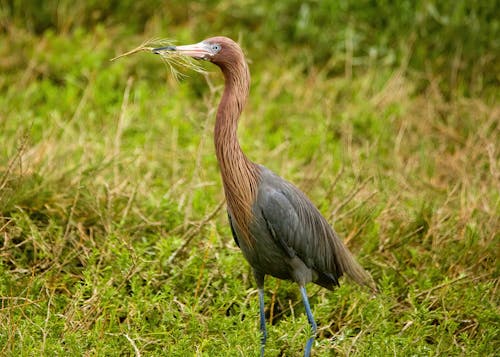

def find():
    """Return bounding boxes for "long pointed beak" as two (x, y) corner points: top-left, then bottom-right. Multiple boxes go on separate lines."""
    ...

(153, 42), (211, 60)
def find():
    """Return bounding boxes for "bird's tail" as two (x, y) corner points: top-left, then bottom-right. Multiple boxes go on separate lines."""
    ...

(332, 236), (377, 292)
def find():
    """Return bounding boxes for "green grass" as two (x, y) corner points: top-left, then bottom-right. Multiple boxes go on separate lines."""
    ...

(1, 1), (499, 356)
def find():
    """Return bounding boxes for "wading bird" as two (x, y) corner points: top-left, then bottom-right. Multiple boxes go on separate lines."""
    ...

(153, 37), (374, 357)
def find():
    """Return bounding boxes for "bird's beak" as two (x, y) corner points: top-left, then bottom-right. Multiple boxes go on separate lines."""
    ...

(153, 42), (212, 60)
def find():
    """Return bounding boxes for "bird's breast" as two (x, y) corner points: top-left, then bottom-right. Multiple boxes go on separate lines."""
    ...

(229, 208), (296, 281)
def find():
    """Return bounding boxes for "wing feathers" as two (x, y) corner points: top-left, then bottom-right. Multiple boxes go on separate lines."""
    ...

(256, 167), (374, 290)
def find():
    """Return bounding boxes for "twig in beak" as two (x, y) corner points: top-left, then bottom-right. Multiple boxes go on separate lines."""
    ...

(110, 38), (157, 62)
(110, 38), (207, 81)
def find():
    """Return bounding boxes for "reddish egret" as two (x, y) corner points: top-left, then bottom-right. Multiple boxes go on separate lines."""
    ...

(154, 37), (374, 356)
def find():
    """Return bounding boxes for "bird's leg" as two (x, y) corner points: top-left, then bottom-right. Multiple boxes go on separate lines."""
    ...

(254, 271), (267, 356)
(258, 287), (267, 356)
(300, 286), (317, 357)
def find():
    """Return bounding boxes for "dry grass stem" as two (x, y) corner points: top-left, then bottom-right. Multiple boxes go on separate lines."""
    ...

(110, 37), (207, 80)
(166, 200), (225, 266)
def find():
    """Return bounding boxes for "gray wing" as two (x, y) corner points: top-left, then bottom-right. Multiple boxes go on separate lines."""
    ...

(256, 167), (344, 289)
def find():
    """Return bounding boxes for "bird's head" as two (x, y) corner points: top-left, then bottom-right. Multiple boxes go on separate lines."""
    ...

(153, 36), (245, 70)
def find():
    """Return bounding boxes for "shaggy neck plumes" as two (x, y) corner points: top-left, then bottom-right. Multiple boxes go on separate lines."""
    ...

(214, 55), (260, 245)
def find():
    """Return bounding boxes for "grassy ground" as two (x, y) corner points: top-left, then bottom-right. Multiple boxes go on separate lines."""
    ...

(1, 2), (498, 356)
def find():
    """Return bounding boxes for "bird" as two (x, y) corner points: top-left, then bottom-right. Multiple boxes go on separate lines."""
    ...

(153, 36), (375, 357)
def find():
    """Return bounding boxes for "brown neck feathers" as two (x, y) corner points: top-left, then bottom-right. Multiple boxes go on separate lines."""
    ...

(214, 55), (260, 246)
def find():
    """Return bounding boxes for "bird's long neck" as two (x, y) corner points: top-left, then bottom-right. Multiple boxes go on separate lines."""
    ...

(215, 61), (260, 244)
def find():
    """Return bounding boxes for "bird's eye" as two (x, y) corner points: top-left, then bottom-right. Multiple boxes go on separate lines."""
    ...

(211, 44), (222, 52)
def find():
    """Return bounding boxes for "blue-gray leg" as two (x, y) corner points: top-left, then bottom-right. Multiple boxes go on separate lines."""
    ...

(258, 287), (267, 356)
(300, 286), (317, 357)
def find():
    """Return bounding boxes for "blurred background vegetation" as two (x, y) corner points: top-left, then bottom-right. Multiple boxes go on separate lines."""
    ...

(2, 0), (499, 96)
(0, 1), (498, 356)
